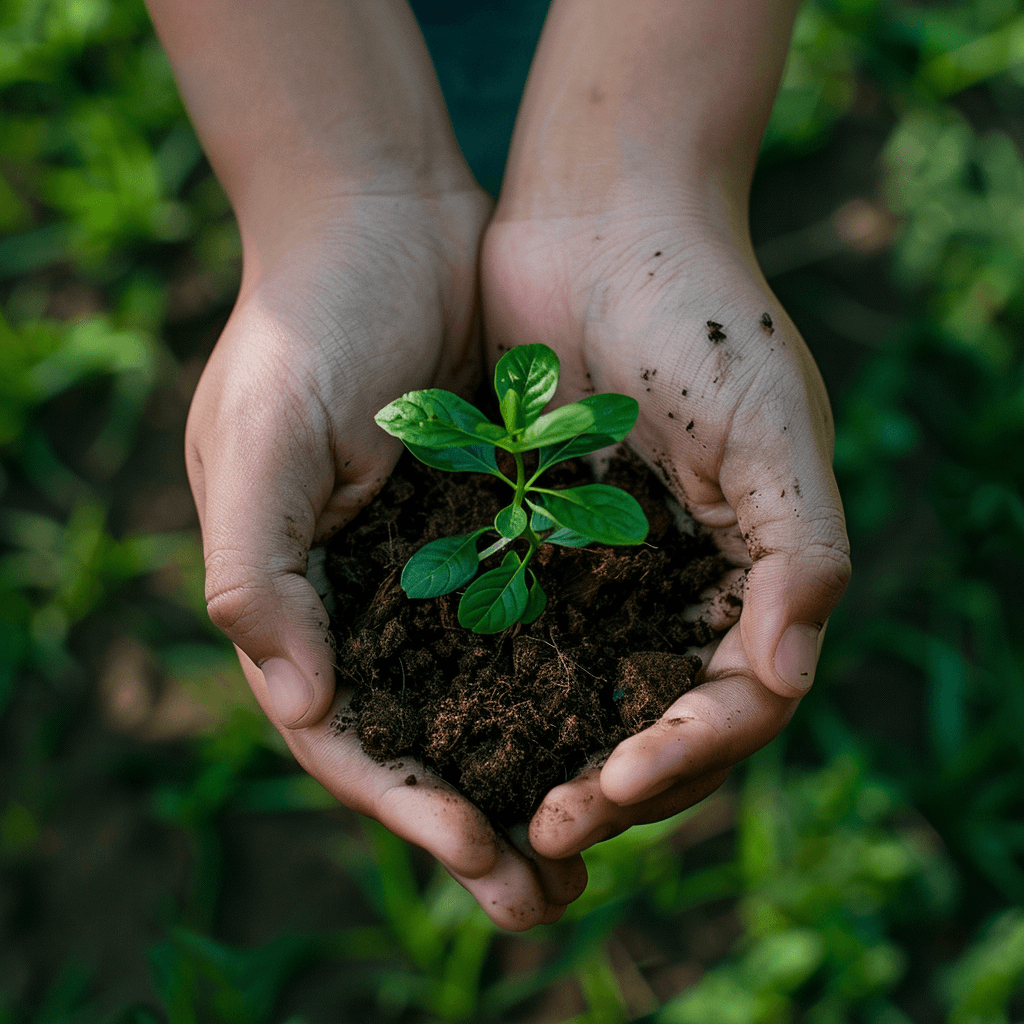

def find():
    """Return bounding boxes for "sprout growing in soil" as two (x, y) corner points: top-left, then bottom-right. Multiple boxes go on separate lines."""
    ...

(374, 344), (649, 634)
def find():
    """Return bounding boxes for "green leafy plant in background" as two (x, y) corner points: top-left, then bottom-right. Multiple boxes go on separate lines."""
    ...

(374, 343), (648, 633)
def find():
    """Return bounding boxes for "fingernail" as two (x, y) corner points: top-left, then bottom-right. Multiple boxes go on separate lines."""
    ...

(774, 623), (822, 691)
(261, 658), (314, 725)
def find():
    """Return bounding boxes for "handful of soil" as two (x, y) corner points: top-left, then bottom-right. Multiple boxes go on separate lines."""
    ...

(324, 448), (733, 827)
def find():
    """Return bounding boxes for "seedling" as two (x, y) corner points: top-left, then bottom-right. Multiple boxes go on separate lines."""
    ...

(374, 344), (649, 634)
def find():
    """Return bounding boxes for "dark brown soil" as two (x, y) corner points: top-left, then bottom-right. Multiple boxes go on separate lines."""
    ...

(324, 448), (733, 827)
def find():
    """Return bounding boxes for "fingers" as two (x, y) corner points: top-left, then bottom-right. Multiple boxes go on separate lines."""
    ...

(239, 651), (579, 930)
(507, 822), (590, 907)
(195, 480), (337, 728)
(185, 347), (350, 728)
(599, 624), (796, 807)
(717, 393), (851, 699)
(529, 762), (730, 861)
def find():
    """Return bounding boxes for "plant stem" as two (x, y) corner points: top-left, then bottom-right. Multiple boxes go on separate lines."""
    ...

(478, 536), (511, 560)
(513, 451), (543, 558)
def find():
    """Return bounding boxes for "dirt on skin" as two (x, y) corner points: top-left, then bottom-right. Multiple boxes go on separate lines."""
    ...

(324, 448), (734, 827)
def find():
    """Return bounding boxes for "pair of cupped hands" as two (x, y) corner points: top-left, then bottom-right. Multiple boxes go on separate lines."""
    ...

(186, 184), (850, 930)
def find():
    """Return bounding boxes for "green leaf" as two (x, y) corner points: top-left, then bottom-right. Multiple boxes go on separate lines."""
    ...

(499, 387), (524, 434)
(534, 394), (640, 470)
(375, 390), (506, 450)
(404, 442), (505, 479)
(520, 574), (547, 625)
(494, 344), (560, 428)
(458, 554), (529, 633)
(537, 432), (619, 472)
(545, 526), (594, 548)
(530, 510), (554, 532)
(495, 503), (527, 539)
(531, 508), (593, 546)
(530, 485), (648, 545)
(515, 401), (596, 450)
(401, 531), (486, 598)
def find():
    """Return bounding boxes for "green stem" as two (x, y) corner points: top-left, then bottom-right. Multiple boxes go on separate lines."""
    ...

(478, 536), (511, 560)
(512, 451), (527, 506)
(513, 451), (542, 559)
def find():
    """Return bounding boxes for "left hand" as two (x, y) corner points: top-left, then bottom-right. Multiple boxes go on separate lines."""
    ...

(480, 201), (851, 859)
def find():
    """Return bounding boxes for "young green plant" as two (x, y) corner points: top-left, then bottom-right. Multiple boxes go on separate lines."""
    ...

(374, 344), (648, 634)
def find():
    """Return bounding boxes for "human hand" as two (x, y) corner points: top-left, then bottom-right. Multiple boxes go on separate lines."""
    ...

(147, 0), (595, 928)
(480, 201), (851, 859)
(187, 190), (587, 927)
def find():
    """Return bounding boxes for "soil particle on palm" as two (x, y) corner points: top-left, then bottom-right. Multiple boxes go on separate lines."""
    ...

(324, 448), (732, 826)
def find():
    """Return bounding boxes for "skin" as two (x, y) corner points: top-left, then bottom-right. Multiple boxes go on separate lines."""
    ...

(146, 0), (850, 928)
(481, 0), (851, 861)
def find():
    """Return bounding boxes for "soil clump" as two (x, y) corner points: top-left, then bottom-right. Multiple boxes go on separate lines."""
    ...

(324, 449), (733, 827)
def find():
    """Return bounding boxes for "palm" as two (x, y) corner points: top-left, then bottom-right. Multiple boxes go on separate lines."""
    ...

(187, 191), (595, 929)
(481, 212), (850, 856)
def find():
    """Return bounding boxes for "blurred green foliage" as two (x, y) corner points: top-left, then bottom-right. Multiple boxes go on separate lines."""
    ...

(2, 0), (1023, 1022)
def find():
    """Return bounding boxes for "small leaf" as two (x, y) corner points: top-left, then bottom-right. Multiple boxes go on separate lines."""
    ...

(375, 390), (506, 450)
(499, 387), (524, 434)
(534, 395), (640, 470)
(530, 510), (554, 532)
(495, 503), (527, 539)
(530, 506), (592, 546)
(520, 574), (547, 625)
(531, 485), (648, 545)
(515, 401), (596, 450)
(404, 442), (505, 479)
(458, 556), (529, 634)
(401, 531), (486, 598)
(529, 506), (591, 546)
(545, 526), (594, 548)
(536, 432), (619, 472)
(494, 344), (560, 428)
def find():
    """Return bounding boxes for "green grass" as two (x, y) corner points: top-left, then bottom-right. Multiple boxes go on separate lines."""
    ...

(1, 0), (1022, 1021)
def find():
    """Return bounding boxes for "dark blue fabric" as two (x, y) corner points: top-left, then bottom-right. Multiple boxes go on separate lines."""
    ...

(408, 0), (550, 195)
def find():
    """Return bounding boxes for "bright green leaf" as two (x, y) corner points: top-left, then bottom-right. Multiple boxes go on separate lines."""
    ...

(404, 442), (505, 479)
(530, 485), (648, 545)
(515, 401), (596, 450)
(495, 503), (527, 539)
(494, 344), (560, 428)
(500, 387), (524, 434)
(534, 394), (639, 469)
(458, 554), (529, 633)
(531, 508), (592, 546)
(401, 531), (486, 598)
(536, 432), (619, 473)
(375, 390), (505, 450)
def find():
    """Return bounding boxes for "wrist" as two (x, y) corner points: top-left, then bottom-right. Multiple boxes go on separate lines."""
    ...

(495, 0), (797, 230)
(237, 184), (490, 309)
(233, 155), (481, 261)
(148, 0), (480, 254)
(493, 170), (751, 244)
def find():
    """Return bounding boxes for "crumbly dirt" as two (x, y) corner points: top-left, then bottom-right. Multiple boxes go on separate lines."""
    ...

(324, 448), (733, 827)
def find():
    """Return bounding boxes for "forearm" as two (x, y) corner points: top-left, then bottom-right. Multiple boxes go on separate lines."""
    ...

(498, 0), (799, 228)
(145, 0), (475, 247)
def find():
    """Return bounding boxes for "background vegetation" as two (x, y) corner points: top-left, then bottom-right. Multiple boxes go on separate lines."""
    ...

(1, 0), (1022, 1021)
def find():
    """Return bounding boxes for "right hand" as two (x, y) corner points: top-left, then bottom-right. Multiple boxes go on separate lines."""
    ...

(480, 200), (850, 861)
(186, 188), (588, 929)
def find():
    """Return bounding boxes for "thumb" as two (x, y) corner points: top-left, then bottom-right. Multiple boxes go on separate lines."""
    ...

(189, 448), (338, 730)
(720, 405), (851, 700)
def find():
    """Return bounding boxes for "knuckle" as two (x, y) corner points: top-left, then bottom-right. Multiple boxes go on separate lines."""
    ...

(203, 549), (265, 639)
(799, 531), (853, 607)
(206, 580), (262, 639)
